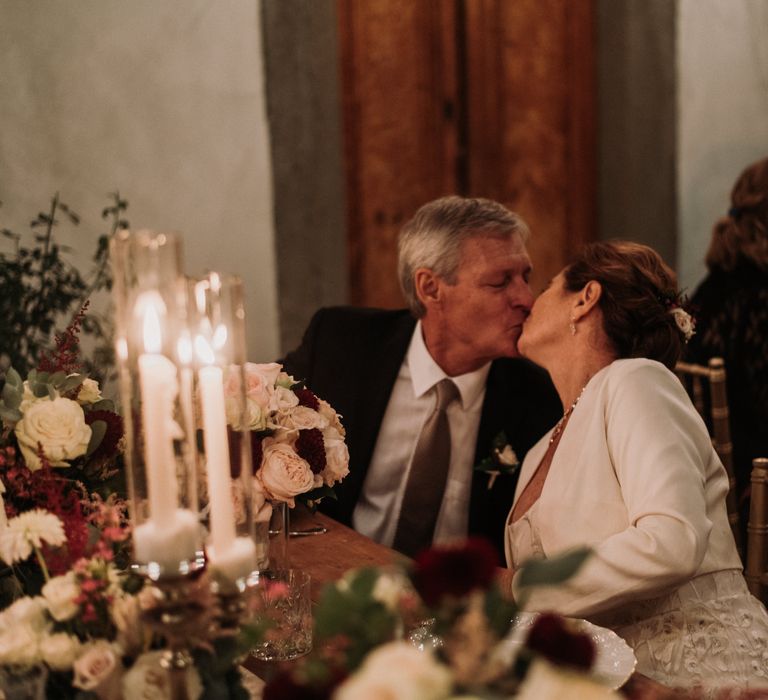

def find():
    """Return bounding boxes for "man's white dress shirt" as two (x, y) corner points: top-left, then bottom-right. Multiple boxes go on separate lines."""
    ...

(352, 321), (490, 547)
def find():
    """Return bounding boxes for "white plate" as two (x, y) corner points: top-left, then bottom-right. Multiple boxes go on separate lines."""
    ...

(497, 612), (637, 690)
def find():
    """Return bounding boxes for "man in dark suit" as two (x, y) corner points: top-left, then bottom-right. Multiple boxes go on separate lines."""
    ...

(282, 196), (561, 560)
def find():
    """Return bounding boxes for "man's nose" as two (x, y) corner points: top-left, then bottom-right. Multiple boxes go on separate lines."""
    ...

(509, 279), (534, 310)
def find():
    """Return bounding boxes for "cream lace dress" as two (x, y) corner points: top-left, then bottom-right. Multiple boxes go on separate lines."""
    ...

(505, 360), (768, 693)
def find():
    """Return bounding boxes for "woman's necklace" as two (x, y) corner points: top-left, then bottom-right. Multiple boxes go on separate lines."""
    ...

(549, 381), (590, 445)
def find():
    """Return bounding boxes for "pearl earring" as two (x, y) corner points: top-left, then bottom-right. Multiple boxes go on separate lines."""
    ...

(570, 316), (577, 335)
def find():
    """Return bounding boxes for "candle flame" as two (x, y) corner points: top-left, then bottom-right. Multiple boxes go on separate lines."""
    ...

(136, 291), (166, 353)
(212, 324), (228, 350)
(195, 335), (215, 365)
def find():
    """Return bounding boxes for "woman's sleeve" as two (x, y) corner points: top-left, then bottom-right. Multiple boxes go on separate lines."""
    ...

(513, 362), (717, 617)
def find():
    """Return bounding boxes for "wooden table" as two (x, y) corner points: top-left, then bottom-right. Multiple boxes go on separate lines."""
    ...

(245, 508), (673, 699)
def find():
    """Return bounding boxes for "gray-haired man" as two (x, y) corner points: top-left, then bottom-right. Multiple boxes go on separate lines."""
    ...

(282, 196), (561, 560)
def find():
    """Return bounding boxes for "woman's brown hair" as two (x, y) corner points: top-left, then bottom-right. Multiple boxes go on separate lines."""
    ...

(564, 241), (684, 369)
(706, 156), (768, 272)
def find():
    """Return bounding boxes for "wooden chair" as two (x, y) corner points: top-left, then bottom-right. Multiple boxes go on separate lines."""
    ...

(746, 457), (768, 604)
(675, 358), (742, 556)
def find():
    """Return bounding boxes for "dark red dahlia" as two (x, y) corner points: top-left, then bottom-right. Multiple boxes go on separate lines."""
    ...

(294, 387), (320, 411)
(296, 428), (326, 474)
(84, 410), (124, 464)
(525, 612), (596, 671)
(411, 537), (499, 607)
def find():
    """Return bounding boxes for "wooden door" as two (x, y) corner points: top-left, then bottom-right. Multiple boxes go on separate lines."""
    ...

(338, 0), (595, 306)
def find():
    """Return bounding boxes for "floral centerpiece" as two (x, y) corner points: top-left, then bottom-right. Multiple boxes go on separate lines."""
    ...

(262, 538), (603, 700)
(224, 362), (349, 510)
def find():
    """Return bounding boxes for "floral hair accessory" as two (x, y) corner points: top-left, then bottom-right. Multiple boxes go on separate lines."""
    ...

(475, 431), (520, 490)
(657, 290), (696, 343)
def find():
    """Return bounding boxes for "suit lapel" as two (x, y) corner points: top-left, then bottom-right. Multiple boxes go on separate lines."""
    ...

(340, 313), (415, 516)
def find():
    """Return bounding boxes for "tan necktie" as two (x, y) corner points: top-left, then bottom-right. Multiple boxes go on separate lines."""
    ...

(392, 378), (459, 557)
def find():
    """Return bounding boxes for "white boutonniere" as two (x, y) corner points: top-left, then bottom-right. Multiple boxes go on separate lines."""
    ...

(475, 432), (520, 490)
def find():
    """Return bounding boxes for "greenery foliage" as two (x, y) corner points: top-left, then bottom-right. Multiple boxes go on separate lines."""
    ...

(0, 193), (128, 382)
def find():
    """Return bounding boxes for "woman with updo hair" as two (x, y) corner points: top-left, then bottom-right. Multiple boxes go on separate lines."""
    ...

(687, 156), (768, 542)
(505, 241), (768, 691)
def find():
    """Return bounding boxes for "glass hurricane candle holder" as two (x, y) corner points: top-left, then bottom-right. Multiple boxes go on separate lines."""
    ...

(190, 272), (264, 595)
(110, 229), (204, 580)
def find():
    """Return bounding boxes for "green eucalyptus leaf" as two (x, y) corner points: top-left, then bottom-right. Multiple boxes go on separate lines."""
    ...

(86, 420), (106, 457)
(6, 367), (22, 389)
(1, 382), (21, 409)
(516, 547), (592, 589)
(59, 374), (85, 392)
(47, 384), (57, 400)
(49, 371), (68, 387)
(0, 406), (22, 423)
(31, 382), (48, 398)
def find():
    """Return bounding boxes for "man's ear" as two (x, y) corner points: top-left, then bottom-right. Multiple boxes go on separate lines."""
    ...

(414, 268), (442, 310)
(572, 280), (603, 322)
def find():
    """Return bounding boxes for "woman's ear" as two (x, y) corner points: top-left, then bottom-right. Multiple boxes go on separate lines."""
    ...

(414, 268), (442, 310)
(572, 280), (603, 322)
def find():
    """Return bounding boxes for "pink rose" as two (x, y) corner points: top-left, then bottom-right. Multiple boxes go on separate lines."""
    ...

(72, 642), (123, 700)
(257, 440), (314, 506)
(278, 405), (328, 432)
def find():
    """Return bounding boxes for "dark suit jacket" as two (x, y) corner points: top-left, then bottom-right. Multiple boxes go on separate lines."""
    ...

(281, 306), (562, 561)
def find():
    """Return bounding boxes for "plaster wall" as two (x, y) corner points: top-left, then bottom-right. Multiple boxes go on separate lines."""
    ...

(677, 0), (768, 292)
(0, 0), (279, 361)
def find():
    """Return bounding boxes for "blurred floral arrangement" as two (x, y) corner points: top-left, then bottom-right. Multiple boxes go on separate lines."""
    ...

(0, 196), (262, 699)
(224, 362), (349, 510)
(262, 538), (600, 700)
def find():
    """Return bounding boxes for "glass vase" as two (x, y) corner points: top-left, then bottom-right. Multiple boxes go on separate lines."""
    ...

(189, 273), (265, 594)
(110, 229), (204, 581)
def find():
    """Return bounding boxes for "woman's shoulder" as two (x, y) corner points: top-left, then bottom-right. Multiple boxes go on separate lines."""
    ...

(601, 357), (675, 383)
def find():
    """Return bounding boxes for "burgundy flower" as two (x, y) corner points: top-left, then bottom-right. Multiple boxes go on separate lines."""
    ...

(294, 387), (320, 411)
(525, 612), (596, 671)
(411, 537), (499, 607)
(263, 667), (345, 700)
(84, 410), (124, 465)
(296, 428), (326, 474)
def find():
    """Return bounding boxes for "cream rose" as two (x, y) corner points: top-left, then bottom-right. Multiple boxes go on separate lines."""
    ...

(322, 427), (350, 486)
(268, 385), (299, 415)
(0, 624), (43, 667)
(3, 596), (49, 632)
(278, 405), (328, 432)
(40, 632), (81, 671)
(72, 642), (123, 699)
(15, 397), (92, 470)
(257, 440), (314, 505)
(76, 378), (102, 404)
(42, 572), (80, 622)
(318, 399), (345, 436)
(334, 641), (453, 700)
(111, 594), (143, 657)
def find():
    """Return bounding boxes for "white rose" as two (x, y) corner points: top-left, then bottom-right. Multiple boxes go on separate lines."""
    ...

(671, 307), (696, 341)
(72, 641), (123, 700)
(76, 378), (102, 405)
(268, 385), (299, 415)
(15, 397), (92, 470)
(321, 427), (349, 486)
(278, 405), (328, 432)
(372, 571), (410, 612)
(42, 572), (80, 622)
(40, 632), (81, 671)
(257, 440), (314, 505)
(122, 650), (202, 700)
(4, 596), (49, 632)
(0, 625), (43, 667)
(334, 642), (453, 700)
(497, 445), (518, 467)
(111, 594), (143, 657)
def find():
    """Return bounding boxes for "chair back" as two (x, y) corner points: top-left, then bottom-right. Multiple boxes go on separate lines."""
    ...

(746, 457), (768, 604)
(675, 357), (742, 555)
